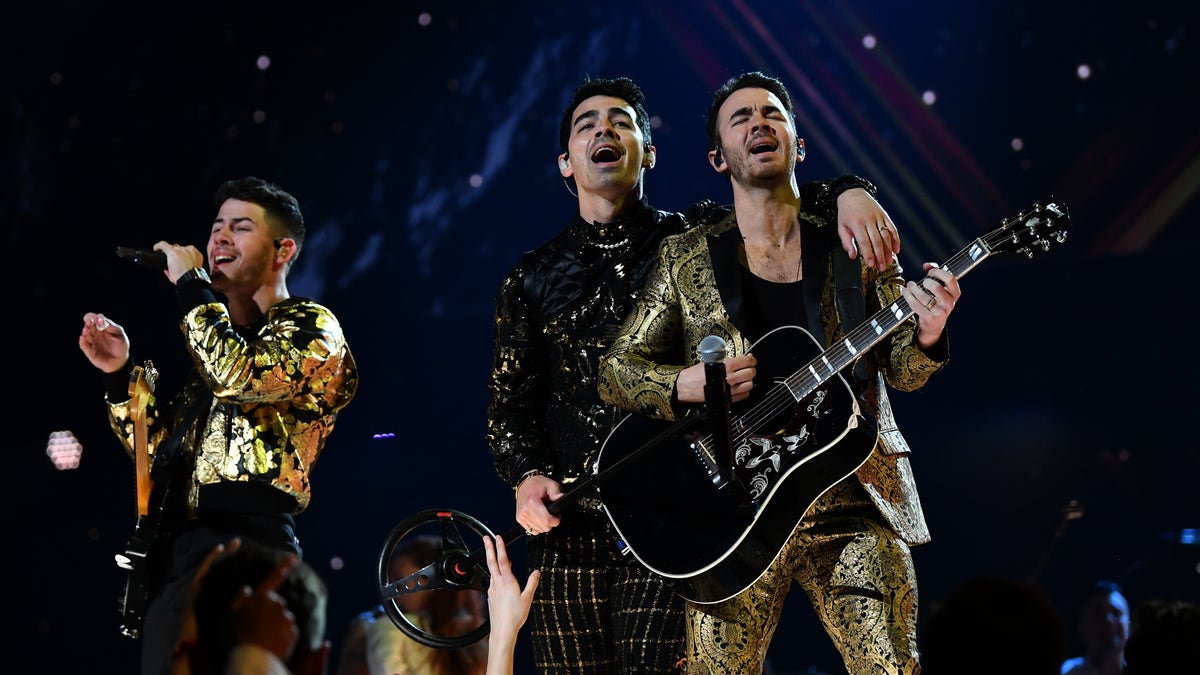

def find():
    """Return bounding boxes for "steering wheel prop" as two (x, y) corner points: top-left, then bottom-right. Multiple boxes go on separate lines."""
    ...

(377, 464), (636, 649)
(377, 508), (496, 649)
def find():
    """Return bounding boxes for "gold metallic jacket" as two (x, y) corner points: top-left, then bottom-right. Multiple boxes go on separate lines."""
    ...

(105, 297), (358, 513)
(598, 207), (948, 545)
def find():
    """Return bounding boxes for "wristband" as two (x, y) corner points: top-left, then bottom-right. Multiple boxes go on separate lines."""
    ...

(828, 174), (878, 199)
(177, 267), (211, 287)
(513, 469), (544, 492)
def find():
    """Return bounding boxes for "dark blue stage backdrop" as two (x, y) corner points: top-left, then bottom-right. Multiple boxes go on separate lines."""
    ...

(5, 1), (1196, 672)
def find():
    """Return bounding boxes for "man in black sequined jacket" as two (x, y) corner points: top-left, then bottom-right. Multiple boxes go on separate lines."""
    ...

(485, 76), (897, 674)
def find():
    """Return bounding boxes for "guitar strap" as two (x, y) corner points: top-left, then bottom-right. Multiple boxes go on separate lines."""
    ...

(149, 385), (212, 484)
(797, 217), (868, 382)
(831, 244), (869, 383)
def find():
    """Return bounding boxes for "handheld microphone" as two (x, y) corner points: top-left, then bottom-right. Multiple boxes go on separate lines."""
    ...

(698, 335), (730, 397)
(115, 246), (167, 270)
(698, 335), (735, 487)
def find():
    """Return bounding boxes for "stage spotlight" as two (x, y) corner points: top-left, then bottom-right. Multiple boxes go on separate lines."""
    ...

(46, 430), (83, 470)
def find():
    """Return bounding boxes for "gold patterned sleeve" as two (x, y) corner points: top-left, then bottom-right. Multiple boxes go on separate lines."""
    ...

(869, 261), (948, 392)
(598, 240), (688, 421)
(181, 300), (354, 404)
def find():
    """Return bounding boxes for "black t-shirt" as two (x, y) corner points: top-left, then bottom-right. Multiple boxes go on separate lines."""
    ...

(740, 266), (808, 344)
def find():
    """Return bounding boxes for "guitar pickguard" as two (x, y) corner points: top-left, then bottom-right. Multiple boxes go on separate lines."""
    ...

(733, 385), (832, 503)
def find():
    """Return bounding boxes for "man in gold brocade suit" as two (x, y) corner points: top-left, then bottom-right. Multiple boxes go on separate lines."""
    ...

(485, 76), (900, 674)
(598, 72), (963, 674)
(79, 176), (358, 675)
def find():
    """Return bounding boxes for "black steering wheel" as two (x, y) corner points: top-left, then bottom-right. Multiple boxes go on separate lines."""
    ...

(376, 508), (495, 649)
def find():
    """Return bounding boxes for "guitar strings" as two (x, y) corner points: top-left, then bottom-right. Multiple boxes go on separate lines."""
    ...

(699, 244), (982, 461)
(693, 203), (1063, 467)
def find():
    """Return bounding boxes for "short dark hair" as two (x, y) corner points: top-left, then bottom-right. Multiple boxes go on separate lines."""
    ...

(558, 77), (652, 154)
(214, 176), (306, 254)
(705, 71), (797, 152)
(193, 541), (327, 675)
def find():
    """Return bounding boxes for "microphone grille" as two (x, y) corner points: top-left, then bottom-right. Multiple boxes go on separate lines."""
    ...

(697, 335), (727, 363)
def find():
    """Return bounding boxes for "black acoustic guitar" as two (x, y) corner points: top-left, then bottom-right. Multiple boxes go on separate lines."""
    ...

(594, 198), (1071, 604)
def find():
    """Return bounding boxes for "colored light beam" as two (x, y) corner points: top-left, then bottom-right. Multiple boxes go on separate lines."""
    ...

(1099, 129), (1200, 254)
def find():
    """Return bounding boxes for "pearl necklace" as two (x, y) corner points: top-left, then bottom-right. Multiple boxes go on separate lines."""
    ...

(590, 237), (630, 250)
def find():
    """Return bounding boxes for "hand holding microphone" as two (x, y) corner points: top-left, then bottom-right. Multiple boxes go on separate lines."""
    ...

(116, 242), (204, 283)
(674, 340), (756, 404)
(698, 335), (731, 409)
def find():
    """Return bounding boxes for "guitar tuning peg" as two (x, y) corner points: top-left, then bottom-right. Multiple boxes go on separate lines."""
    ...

(1039, 239), (1052, 252)
(1055, 231), (1068, 244)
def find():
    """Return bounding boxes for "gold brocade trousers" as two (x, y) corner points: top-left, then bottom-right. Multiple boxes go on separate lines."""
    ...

(686, 480), (921, 675)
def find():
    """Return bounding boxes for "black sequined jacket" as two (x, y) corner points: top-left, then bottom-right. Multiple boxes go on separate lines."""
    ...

(486, 196), (681, 490)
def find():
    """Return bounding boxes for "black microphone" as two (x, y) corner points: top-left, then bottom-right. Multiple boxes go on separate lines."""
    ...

(698, 335), (735, 488)
(115, 246), (167, 270)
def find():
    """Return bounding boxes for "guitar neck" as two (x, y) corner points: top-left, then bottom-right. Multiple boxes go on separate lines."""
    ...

(783, 238), (991, 401)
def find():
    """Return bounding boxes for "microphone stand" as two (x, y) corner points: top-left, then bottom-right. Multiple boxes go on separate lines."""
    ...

(1029, 499), (1085, 583)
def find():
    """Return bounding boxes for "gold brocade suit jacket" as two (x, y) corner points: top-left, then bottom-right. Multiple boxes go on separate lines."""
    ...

(598, 209), (948, 546)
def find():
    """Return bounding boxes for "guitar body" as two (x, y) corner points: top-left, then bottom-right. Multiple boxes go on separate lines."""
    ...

(595, 325), (878, 604)
(116, 505), (168, 638)
(116, 368), (203, 639)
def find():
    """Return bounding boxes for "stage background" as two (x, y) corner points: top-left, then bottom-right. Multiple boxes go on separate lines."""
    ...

(4, 1), (1197, 672)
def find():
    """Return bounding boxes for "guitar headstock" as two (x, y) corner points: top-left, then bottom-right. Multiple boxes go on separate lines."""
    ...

(982, 197), (1070, 259)
(128, 359), (158, 400)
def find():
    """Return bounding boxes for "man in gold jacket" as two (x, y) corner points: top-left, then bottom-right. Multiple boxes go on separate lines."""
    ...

(598, 72), (963, 674)
(80, 176), (358, 675)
